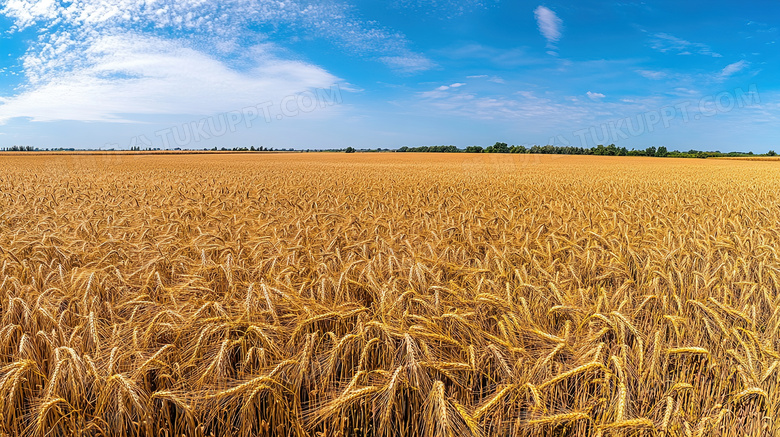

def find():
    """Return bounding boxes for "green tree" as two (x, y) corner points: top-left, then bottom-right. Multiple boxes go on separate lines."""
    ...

(345, 147), (356, 153)
(485, 142), (509, 153)
(656, 146), (668, 157)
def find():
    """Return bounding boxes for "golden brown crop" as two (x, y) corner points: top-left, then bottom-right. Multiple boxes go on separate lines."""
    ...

(0, 152), (778, 436)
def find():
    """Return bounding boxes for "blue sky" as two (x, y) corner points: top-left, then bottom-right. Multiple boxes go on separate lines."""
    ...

(0, 0), (777, 151)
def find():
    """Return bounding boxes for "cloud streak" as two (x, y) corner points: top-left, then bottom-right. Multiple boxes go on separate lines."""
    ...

(650, 33), (722, 57)
(390, 0), (491, 18)
(636, 69), (667, 80)
(534, 6), (563, 49)
(379, 54), (437, 74)
(719, 60), (749, 79)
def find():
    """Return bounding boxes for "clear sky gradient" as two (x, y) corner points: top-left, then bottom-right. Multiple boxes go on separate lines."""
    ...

(0, 0), (777, 151)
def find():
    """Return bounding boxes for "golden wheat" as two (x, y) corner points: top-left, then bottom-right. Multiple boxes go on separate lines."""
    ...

(0, 152), (778, 436)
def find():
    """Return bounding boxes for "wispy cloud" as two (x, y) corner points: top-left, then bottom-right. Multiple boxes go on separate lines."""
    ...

(649, 33), (722, 57)
(466, 74), (506, 84)
(636, 69), (667, 80)
(420, 82), (467, 98)
(380, 54), (437, 74)
(0, 34), (341, 123)
(390, 0), (491, 18)
(437, 43), (549, 68)
(0, 0), (439, 123)
(534, 6), (563, 50)
(586, 91), (605, 101)
(669, 88), (700, 97)
(412, 88), (602, 132)
(718, 60), (749, 80)
(2, 0), (425, 62)
(0, 0), (434, 126)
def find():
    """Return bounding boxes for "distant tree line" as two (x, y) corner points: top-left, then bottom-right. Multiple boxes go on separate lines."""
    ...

(396, 142), (777, 159)
(208, 146), (295, 152)
(397, 145), (460, 153)
(2, 143), (776, 157)
(1, 146), (76, 151)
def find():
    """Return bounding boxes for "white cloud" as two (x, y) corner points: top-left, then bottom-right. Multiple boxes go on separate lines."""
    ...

(466, 74), (506, 84)
(438, 44), (541, 67)
(4, 0), (291, 34)
(390, 0), (490, 17)
(0, 34), (340, 123)
(2, 0), (434, 90)
(719, 60), (749, 79)
(636, 69), (667, 80)
(421, 82), (467, 98)
(0, 0), (438, 124)
(670, 88), (700, 97)
(1, 0), (60, 29)
(534, 6), (562, 48)
(407, 82), (780, 149)
(650, 33), (722, 57)
(379, 54), (437, 74)
(414, 88), (593, 128)
(586, 91), (605, 101)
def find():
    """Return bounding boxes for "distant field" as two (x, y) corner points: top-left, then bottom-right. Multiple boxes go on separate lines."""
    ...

(715, 156), (780, 161)
(1, 153), (778, 436)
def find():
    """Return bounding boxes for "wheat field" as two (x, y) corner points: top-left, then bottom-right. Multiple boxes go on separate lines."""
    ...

(0, 152), (778, 436)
